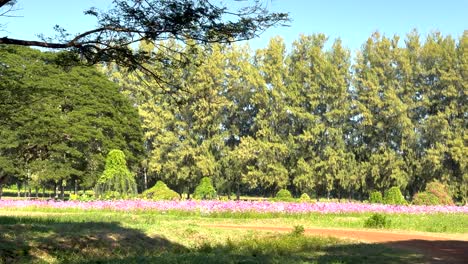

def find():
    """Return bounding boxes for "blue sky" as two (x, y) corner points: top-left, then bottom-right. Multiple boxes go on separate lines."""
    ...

(1, 0), (466, 53)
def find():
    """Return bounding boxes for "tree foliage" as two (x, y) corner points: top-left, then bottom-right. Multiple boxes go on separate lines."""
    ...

(76, 30), (468, 203)
(383, 187), (407, 205)
(95, 149), (137, 199)
(193, 177), (217, 200)
(0, 46), (144, 197)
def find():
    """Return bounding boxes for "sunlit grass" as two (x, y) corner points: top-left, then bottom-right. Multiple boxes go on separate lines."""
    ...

(0, 208), (426, 264)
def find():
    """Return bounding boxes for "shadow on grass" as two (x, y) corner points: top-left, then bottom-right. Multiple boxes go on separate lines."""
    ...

(75, 235), (426, 264)
(0, 216), (185, 264)
(380, 239), (468, 264)
(0, 216), (437, 264)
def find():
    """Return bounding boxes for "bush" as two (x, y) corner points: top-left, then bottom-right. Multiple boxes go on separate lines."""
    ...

(69, 192), (95, 202)
(425, 181), (454, 205)
(275, 189), (294, 202)
(193, 177), (217, 200)
(94, 150), (137, 199)
(383, 187), (407, 205)
(412, 191), (440, 205)
(369, 191), (383, 204)
(298, 193), (312, 202)
(142, 181), (180, 200)
(364, 213), (391, 229)
(290, 225), (305, 236)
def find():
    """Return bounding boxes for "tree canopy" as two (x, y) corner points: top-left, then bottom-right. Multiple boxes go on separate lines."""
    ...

(0, 45), (144, 197)
(103, 31), (467, 202)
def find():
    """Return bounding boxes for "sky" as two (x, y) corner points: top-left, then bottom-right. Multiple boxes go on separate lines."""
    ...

(1, 0), (466, 53)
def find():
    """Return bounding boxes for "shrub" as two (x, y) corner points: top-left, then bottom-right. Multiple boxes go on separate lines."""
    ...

(275, 189), (293, 202)
(299, 193), (312, 202)
(425, 181), (454, 205)
(69, 191), (95, 202)
(383, 187), (407, 205)
(369, 191), (383, 204)
(94, 149), (137, 199)
(412, 191), (440, 205)
(290, 225), (305, 236)
(364, 213), (391, 229)
(193, 177), (217, 200)
(142, 181), (180, 200)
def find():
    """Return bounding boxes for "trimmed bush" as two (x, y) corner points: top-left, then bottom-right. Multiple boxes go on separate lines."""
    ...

(275, 189), (293, 202)
(364, 213), (391, 229)
(94, 150), (137, 199)
(193, 177), (217, 200)
(143, 181), (180, 200)
(299, 193), (312, 202)
(369, 191), (383, 204)
(425, 181), (454, 205)
(383, 187), (407, 205)
(412, 191), (440, 205)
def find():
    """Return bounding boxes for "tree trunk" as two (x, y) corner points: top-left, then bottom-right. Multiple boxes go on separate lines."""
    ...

(60, 180), (64, 200)
(236, 183), (240, 201)
(227, 185), (231, 200)
(0, 181), (3, 200)
(53, 182), (58, 199)
(35, 187), (39, 198)
(143, 168), (148, 191)
(17, 182), (21, 197)
(74, 180), (78, 195)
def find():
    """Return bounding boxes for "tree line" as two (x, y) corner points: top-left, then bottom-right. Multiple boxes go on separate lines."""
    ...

(104, 31), (466, 202)
(1, 30), (466, 202)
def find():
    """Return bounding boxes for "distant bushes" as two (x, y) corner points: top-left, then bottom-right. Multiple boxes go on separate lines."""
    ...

(412, 181), (454, 206)
(369, 191), (383, 204)
(383, 187), (407, 205)
(275, 189), (294, 202)
(299, 193), (312, 202)
(412, 192), (439, 205)
(143, 181), (180, 200)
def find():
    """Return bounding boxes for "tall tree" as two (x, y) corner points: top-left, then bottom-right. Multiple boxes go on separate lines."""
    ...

(0, 46), (144, 197)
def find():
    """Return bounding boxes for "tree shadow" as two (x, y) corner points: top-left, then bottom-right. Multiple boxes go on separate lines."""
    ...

(0, 216), (186, 264)
(75, 235), (427, 264)
(379, 239), (468, 264)
(2, 217), (460, 264)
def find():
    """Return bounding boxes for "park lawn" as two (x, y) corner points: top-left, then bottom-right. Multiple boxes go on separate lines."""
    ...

(3, 208), (464, 263)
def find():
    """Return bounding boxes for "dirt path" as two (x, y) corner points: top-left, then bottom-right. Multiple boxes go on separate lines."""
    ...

(206, 225), (468, 264)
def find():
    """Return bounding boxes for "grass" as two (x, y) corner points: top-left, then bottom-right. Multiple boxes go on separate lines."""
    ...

(2, 205), (466, 233)
(0, 208), (430, 264)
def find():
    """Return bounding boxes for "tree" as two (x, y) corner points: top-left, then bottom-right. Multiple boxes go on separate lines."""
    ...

(352, 33), (413, 193)
(95, 149), (137, 199)
(0, 0), (288, 81)
(0, 46), (144, 198)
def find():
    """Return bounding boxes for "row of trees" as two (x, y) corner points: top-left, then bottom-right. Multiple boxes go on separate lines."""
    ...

(103, 31), (466, 202)
(0, 30), (466, 203)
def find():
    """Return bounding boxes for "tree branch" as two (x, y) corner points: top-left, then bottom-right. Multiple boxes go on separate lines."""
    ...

(0, 37), (70, 48)
(0, 0), (13, 9)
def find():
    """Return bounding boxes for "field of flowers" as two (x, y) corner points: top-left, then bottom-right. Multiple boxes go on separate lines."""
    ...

(1, 199), (467, 214)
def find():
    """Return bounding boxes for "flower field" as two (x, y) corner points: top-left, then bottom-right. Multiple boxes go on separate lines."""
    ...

(1, 199), (467, 214)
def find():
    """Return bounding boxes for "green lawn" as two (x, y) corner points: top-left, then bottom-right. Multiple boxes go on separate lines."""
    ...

(0, 207), (448, 263)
